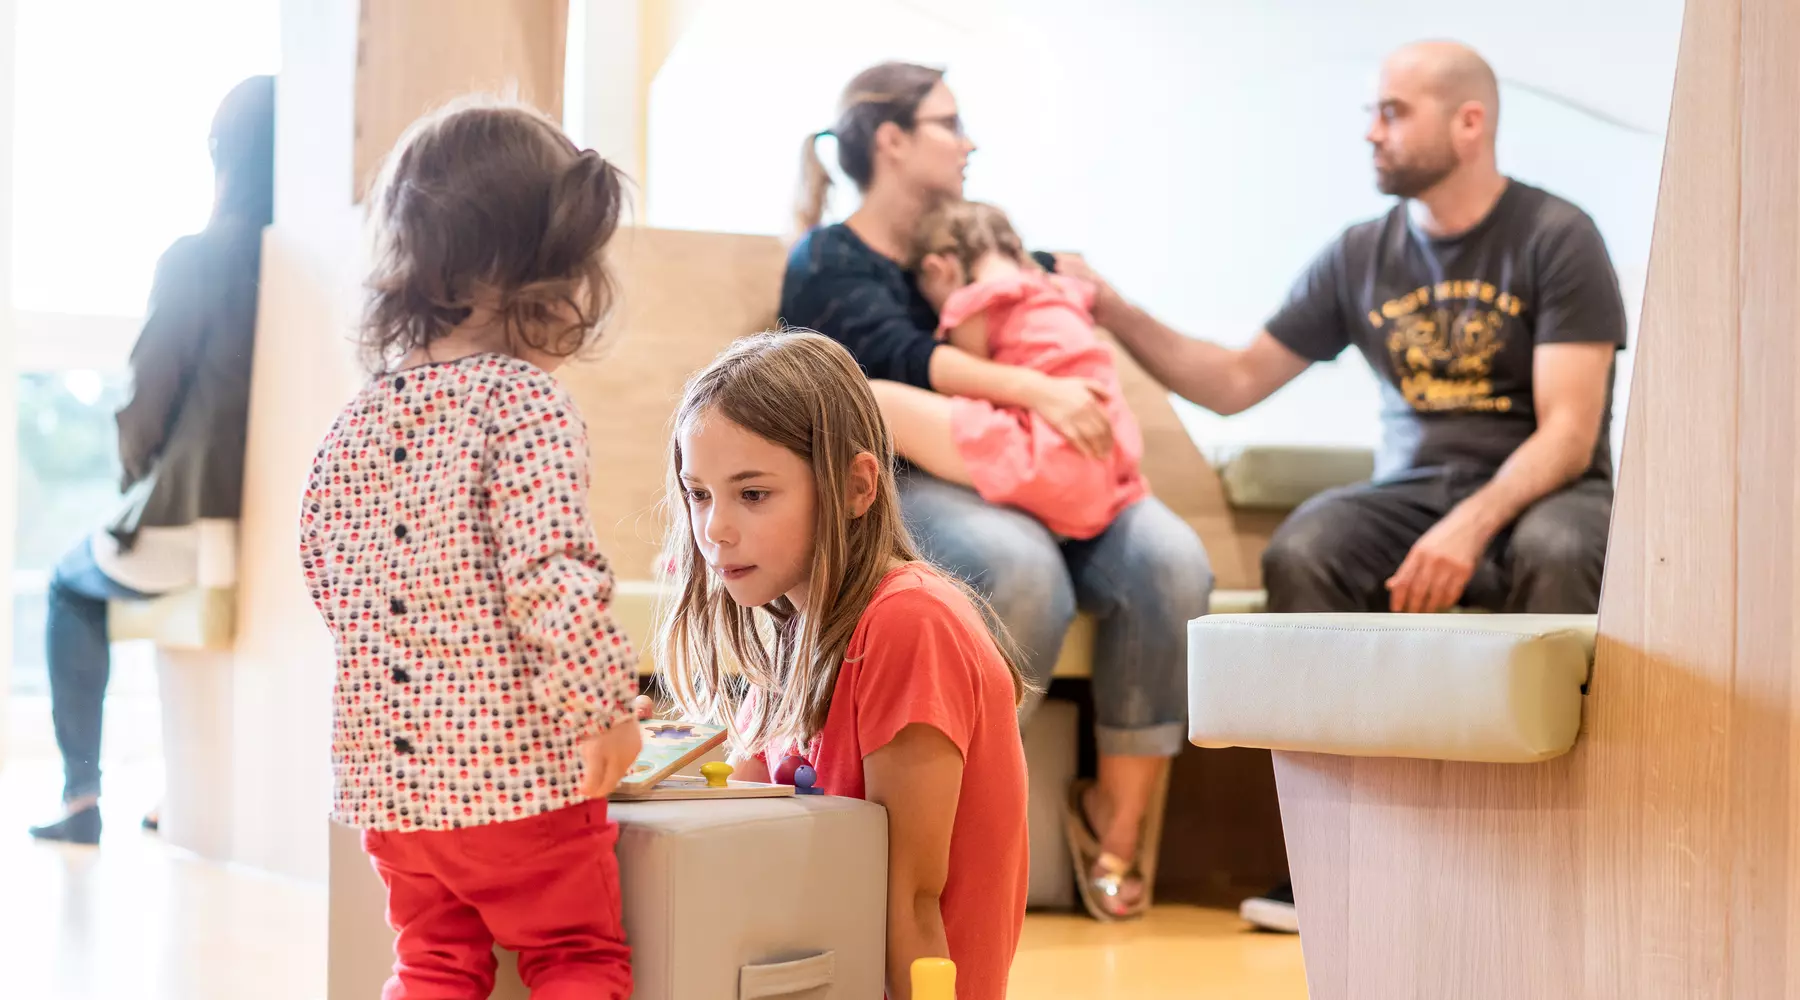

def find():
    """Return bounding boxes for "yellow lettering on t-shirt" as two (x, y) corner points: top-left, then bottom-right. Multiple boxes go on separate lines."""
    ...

(1398, 372), (1503, 411)
(1493, 292), (1527, 316)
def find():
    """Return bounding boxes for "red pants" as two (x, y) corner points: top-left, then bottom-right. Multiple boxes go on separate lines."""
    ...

(363, 800), (632, 999)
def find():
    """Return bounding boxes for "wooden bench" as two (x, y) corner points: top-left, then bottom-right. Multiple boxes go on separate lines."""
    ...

(104, 520), (239, 860)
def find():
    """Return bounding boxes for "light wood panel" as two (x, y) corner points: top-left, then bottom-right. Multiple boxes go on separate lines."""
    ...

(1276, 751), (1587, 997)
(1274, 0), (1800, 995)
(353, 0), (568, 201)
(556, 228), (791, 581)
(1731, 0), (1799, 990)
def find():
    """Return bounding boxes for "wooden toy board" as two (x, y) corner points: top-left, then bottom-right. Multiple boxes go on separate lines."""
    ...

(611, 774), (795, 802)
(612, 720), (729, 795)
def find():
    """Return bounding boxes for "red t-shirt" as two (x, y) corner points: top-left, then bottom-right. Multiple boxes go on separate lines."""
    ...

(757, 564), (1029, 1000)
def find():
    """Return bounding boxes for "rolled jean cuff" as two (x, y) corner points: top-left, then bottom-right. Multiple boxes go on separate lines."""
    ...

(1095, 721), (1187, 758)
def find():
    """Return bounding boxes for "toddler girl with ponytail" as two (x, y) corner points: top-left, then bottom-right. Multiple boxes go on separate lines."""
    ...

(302, 99), (641, 999)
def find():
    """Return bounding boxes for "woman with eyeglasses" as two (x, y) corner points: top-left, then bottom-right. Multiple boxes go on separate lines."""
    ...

(779, 62), (1213, 923)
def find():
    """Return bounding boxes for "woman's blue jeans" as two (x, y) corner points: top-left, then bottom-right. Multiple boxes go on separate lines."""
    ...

(46, 539), (153, 803)
(899, 472), (1212, 757)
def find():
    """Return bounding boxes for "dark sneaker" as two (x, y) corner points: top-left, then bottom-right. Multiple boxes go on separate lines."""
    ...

(1240, 881), (1298, 933)
(29, 804), (102, 845)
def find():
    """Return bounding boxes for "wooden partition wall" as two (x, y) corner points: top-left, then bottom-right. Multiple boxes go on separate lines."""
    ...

(1273, 0), (1800, 994)
(352, 0), (567, 200)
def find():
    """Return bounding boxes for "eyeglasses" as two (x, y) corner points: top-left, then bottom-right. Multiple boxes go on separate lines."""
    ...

(914, 113), (967, 139)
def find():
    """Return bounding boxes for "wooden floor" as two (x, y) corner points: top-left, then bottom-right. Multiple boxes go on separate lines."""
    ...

(1015, 908), (1309, 998)
(0, 693), (1308, 999)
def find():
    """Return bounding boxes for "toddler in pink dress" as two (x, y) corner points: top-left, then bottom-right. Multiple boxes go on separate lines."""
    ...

(870, 200), (1148, 540)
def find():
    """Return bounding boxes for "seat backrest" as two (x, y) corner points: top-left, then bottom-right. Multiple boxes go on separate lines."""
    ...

(558, 227), (1249, 583)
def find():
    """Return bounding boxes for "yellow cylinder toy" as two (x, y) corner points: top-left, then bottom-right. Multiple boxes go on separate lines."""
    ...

(910, 957), (955, 999)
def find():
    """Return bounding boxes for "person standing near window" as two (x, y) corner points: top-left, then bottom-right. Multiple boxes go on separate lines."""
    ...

(29, 75), (275, 845)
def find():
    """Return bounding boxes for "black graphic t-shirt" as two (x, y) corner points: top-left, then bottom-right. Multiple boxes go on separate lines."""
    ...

(1265, 181), (1627, 482)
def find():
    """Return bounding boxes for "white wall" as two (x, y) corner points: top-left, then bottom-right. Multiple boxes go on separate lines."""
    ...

(644, 0), (1682, 463)
(563, 0), (645, 214)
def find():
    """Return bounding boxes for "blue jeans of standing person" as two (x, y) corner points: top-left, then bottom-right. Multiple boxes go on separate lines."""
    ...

(47, 538), (154, 803)
(899, 471), (1212, 757)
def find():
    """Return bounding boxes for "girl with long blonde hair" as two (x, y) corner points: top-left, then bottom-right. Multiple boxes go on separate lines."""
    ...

(659, 330), (1029, 1000)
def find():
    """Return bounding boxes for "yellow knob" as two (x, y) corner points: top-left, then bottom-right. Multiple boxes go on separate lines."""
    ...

(699, 761), (734, 788)
(911, 957), (955, 999)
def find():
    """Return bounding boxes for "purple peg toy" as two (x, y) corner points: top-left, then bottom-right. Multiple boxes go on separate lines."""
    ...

(793, 764), (823, 795)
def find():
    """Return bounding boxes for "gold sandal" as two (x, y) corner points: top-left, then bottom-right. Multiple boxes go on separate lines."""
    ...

(1062, 779), (1149, 922)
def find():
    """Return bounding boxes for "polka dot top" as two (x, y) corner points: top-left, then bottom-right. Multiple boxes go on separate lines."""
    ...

(300, 353), (639, 832)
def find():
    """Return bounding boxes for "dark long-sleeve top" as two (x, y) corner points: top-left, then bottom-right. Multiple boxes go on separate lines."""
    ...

(778, 223), (943, 388)
(107, 213), (264, 549)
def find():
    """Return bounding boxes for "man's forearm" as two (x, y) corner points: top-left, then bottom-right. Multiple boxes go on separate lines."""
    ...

(1456, 426), (1594, 535)
(1099, 297), (1255, 414)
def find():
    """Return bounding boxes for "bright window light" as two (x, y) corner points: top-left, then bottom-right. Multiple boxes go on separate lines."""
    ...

(10, 0), (280, 316)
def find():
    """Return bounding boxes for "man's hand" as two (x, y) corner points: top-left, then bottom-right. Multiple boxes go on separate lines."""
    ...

(1051, 252), (1097, 282)
(1052, 253), (1127, 327)
(580, 718), (644, 798)
(1386, 506), (1496, 613)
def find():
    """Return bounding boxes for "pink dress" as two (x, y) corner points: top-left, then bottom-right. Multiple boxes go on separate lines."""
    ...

(939, 272), (1149, 540)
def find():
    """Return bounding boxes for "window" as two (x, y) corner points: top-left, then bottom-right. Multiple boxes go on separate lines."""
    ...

(644, 1), (989, 236)
(11, 0), (281, 319)
(9, 371), (131, 696)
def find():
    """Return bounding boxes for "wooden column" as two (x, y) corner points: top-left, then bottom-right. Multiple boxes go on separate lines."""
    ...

(1273, 0), (1800, 995)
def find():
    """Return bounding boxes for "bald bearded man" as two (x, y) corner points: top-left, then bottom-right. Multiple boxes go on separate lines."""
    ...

(1068, 41), (1625, 932)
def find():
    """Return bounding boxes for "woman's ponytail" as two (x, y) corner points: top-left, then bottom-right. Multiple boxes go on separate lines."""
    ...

(787, 62), (945, 242)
